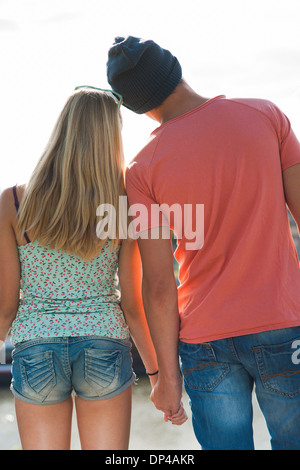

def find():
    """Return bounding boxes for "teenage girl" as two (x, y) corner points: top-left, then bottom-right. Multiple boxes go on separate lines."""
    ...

(0, 87), (186, 450)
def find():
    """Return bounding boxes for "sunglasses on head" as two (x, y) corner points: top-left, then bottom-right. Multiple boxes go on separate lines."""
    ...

(74, 85), (123, 109)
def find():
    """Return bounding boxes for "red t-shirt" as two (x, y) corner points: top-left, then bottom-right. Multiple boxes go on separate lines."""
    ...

(126, 96), (300, 343)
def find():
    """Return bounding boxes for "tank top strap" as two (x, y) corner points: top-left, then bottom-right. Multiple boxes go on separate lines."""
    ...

(12, 185), (31, 244)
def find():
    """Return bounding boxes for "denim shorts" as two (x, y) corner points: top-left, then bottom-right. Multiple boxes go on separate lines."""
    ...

(10, 336), (135, 405)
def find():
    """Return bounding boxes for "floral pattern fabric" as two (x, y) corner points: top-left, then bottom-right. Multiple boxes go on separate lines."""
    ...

(10, 240), (129, 345)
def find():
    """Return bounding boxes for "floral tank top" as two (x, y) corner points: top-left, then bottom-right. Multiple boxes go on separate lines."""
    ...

(10, 240), (129, 345)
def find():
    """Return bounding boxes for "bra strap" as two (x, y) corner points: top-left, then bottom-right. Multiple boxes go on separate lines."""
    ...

(12, 185), (19, 212)
(12, 185), (31, 244)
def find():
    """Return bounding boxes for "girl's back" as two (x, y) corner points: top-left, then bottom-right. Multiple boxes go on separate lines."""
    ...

(11, 237), (129, 345)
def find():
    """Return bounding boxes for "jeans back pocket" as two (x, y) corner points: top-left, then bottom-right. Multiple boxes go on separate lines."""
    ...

(84, 348), (121, 397)
(179, 342), (230, 392)
(253, 338), (300, 398)
(20, 351), (56, 401)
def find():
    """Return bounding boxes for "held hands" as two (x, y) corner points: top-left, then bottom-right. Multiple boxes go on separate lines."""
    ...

(149, 372), (188, 426)
(164, 402), (188, 425)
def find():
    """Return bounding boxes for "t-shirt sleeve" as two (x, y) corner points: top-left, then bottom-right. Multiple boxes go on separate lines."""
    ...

(125, 162), (169, 236)
(273, 105), (300, 171)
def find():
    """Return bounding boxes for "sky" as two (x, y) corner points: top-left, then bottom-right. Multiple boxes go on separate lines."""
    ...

(0, 0), (300, 190)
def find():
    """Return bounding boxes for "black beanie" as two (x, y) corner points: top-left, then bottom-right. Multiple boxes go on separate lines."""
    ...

(106, 36), (182, 114)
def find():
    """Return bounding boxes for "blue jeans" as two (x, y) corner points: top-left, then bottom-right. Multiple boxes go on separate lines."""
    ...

(179, 327), (300, 450)
(11, 336), (135, 405)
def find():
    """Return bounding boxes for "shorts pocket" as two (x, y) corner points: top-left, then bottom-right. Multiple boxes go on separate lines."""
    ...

(179, 342), (230, 392)
(84, 348), (121, 397)
(20, 351), (56, 401)
(253, 337), (300, 398)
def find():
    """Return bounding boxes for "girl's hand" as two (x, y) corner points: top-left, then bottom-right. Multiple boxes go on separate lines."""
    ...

(164, 402), (188, 426)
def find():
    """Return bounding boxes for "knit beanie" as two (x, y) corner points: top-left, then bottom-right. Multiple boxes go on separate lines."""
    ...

(106, 36), (182, 114)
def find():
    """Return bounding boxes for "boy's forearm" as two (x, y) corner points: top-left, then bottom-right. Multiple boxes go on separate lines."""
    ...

(142, 284), (182, 416)
(142, 282), (181, 380)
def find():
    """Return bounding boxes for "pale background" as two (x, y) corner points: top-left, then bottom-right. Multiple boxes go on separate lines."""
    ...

(0, 0), (299, 190)
(0, 0), (300, 450)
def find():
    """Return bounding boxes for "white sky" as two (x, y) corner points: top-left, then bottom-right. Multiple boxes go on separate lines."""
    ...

(0, 0), (300, 190)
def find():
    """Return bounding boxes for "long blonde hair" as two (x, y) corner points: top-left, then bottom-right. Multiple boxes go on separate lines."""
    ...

(18, 88), (126, 261)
